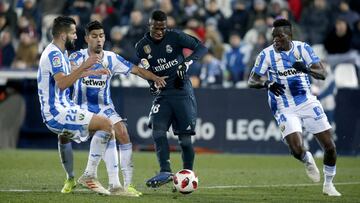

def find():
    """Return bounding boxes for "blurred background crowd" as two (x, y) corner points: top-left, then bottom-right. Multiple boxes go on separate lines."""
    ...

(0, 0), (359, 90)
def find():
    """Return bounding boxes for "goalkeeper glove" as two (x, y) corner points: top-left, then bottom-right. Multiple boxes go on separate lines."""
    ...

(176, 60), (193, 80)
(265, 81), (286, 96)
(292, 61), (309, 73)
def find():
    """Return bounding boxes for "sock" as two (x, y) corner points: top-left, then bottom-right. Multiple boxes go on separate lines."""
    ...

(153, 130), (171, 172)
(323, 165), (336, 185)
(119, 143), (133, 187)
(103, 139), (121, 188)
(178, 135), (195, 170)
(84, 130), (110, 177)
(301, 151), (310, 163)
(58, 142), (74, 179)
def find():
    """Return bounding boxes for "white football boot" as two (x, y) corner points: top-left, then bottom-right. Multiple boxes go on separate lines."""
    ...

(77, 174), (110, 195)
(323, 183), (342, 196)
(304, 151), (320, 182)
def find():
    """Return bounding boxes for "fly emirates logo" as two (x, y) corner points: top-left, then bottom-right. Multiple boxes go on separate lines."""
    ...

(82, 78), (106, 88)
(153, 58), (179, 72)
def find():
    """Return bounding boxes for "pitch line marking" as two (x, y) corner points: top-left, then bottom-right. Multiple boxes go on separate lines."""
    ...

(1, 182), (360, 192)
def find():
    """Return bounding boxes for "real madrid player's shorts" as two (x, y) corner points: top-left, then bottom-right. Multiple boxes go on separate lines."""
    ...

(274, 99), (332, 139)
(45, 106), (94, 143)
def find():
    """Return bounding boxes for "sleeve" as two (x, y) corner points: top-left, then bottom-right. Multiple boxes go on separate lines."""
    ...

(112, 53), (134, 75)
(251, 51), (268, 76)
(48, 51), (65, 75)
(302, 42), (320, 66)
(68, 51), (83, 70)
(177, 31), (208, 62)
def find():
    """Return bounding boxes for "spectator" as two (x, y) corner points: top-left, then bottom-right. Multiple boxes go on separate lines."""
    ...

(300, 0), (332, 45)
(204, 0), (227, 41)
(227, 0), (249, 39)
(67, 0), (92, 25)
(0, 0), (17, 36)
(0, 29), (15, 68)
(246, 32), (268, 79)
(124, 10), (147, 47)
(200, 52), (223, 87)
(335, 0), (359, 30)
(204, 18), (224, 60)
(12, 29), (39, 69)
(21, 0), (41, 36)
(351, 19), (360, 52)
(247, 0), (267, 32)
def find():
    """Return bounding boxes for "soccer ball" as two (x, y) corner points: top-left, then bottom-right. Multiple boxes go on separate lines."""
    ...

(173, 169), (198, 194)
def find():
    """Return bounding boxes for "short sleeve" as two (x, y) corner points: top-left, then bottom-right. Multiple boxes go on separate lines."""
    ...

(112, 54), (134, 75)
(251, 51), (268, 76)
(48, 51), (64, 75)
(302, 43), (320, 66)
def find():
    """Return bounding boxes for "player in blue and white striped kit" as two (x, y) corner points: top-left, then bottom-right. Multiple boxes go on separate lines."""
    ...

(37, 16), (114, 195)
(66, 21), (167, 196)
(248, 19), (341, 196)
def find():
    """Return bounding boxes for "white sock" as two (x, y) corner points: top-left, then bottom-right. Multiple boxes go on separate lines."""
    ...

(103, 139), (121, 188)
(323, 165), (336, 185)
(84, 130), (110, 177)
(119, 143), (133, 187)
(58, 142), (74, 179)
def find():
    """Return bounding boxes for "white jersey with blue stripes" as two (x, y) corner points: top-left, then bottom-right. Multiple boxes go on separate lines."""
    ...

(252, 41), (320, 114)
(37, 43), (74, 123)
(69, 49), (134, 113)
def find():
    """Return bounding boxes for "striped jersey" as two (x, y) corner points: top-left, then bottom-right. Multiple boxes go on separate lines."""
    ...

(251, 41), (320, 114)
(37, 43), (74, 123)
(69, 49), (133, 113)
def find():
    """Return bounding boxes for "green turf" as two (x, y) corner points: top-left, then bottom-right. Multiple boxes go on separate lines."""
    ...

(0, 150), (359, 202)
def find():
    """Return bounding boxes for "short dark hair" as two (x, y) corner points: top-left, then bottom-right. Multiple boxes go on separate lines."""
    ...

(151, 10), (167, 21)
(273, 18), (292, 28)
(85, 20), (104, 35)
(52, 16), (76, 37)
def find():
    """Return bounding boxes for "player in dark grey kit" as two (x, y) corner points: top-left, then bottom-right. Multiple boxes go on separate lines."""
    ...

(135, 10), (207, 188)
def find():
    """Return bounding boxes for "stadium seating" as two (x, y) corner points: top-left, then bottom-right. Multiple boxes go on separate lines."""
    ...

(334, 63), (359, 88)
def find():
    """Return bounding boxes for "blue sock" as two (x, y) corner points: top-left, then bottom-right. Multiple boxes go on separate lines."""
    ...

(58, 142), (74, 179)
(179, 135), (194, 170)
(153, 130), (171, 172)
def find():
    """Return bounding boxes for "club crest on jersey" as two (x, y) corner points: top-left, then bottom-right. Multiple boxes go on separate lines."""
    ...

(52, 56), (61, 67)
(144, 45), (151, 54)
(166, 45), (173, 53)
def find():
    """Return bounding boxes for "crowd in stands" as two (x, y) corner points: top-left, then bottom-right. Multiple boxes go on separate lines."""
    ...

(0, 0), (359, 89)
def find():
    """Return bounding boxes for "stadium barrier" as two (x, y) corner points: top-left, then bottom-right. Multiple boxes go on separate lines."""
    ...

(8, 79), (357, 155)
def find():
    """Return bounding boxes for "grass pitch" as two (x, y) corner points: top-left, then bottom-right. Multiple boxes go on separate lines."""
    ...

(0, 150), (359, 203)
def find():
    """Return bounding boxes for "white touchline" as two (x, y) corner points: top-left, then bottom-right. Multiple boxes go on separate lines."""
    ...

(1, 182), (360, 192)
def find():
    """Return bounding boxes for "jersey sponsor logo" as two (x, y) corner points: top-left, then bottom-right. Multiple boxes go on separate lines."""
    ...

(82, 78), (106, 87)
(166, 45), (173, 53)
(153, 58), (179, 72)
(52, 56), (61, 67)
(143, 45), (151, 54)
(277, 68), (302, 77)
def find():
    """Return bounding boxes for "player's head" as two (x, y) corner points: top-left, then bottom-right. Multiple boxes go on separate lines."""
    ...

(149, 10), (167, 41)
(272, 18), (292, 51)
(52, 16), (77, 50)
(85, 20), (105, 54)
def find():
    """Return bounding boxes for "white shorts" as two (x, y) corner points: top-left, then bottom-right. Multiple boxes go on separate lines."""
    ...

(45, 105), (94, 143)
(274, 99), (331, 139)
(97, 105), (123, 125)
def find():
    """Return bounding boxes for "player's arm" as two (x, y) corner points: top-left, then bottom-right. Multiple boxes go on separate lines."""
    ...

(131, 66), (168, 88)
(292, 61), (326, 80)
(54, 55), (100, 90)
(248, 71), (285, 96)
(178, 31), (208, 63)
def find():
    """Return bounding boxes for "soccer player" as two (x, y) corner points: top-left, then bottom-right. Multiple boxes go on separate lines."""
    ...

(66, 20), (167, 196)
(248, 18), (341, 196)
(37, 16), (113, 195)
(135, 10), (208, 188)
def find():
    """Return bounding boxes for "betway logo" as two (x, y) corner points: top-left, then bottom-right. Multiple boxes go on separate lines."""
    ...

(82, 78), (106, 87)
(153, 59), (179, 72)
(278, 68), (302, 77)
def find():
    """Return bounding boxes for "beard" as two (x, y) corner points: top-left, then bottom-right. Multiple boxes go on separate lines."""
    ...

(64, 37), (76, 50)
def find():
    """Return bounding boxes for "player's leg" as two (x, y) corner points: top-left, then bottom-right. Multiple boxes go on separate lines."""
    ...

(146, 98), (173, 188)
(58, 135), (76, 193)
(278, 113), (320, 182)
(172, 95), (197, 170)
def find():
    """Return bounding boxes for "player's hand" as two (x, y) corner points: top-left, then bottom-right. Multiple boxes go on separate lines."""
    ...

(149, 82), (161, 96)
(82, 55), (101, 69)
(154, 76), (168, 88)
(292, 61), (309, 73)
(265, 81), (285, 96)
(176, 60), (193, 80)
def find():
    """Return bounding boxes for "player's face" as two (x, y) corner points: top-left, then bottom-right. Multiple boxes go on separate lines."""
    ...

(86, 29), (105, 54)
(272, 27), (291, 51)
(64, 24), (77, 50)
(149, 19), (167, 41)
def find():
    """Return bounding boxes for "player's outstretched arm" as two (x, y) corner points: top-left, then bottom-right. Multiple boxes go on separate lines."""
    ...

(131, 66), (168, 88)
(54, 55), (101, 90)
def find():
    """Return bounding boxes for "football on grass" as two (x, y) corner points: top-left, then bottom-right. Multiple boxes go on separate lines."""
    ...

(173, 169), (198, 194)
